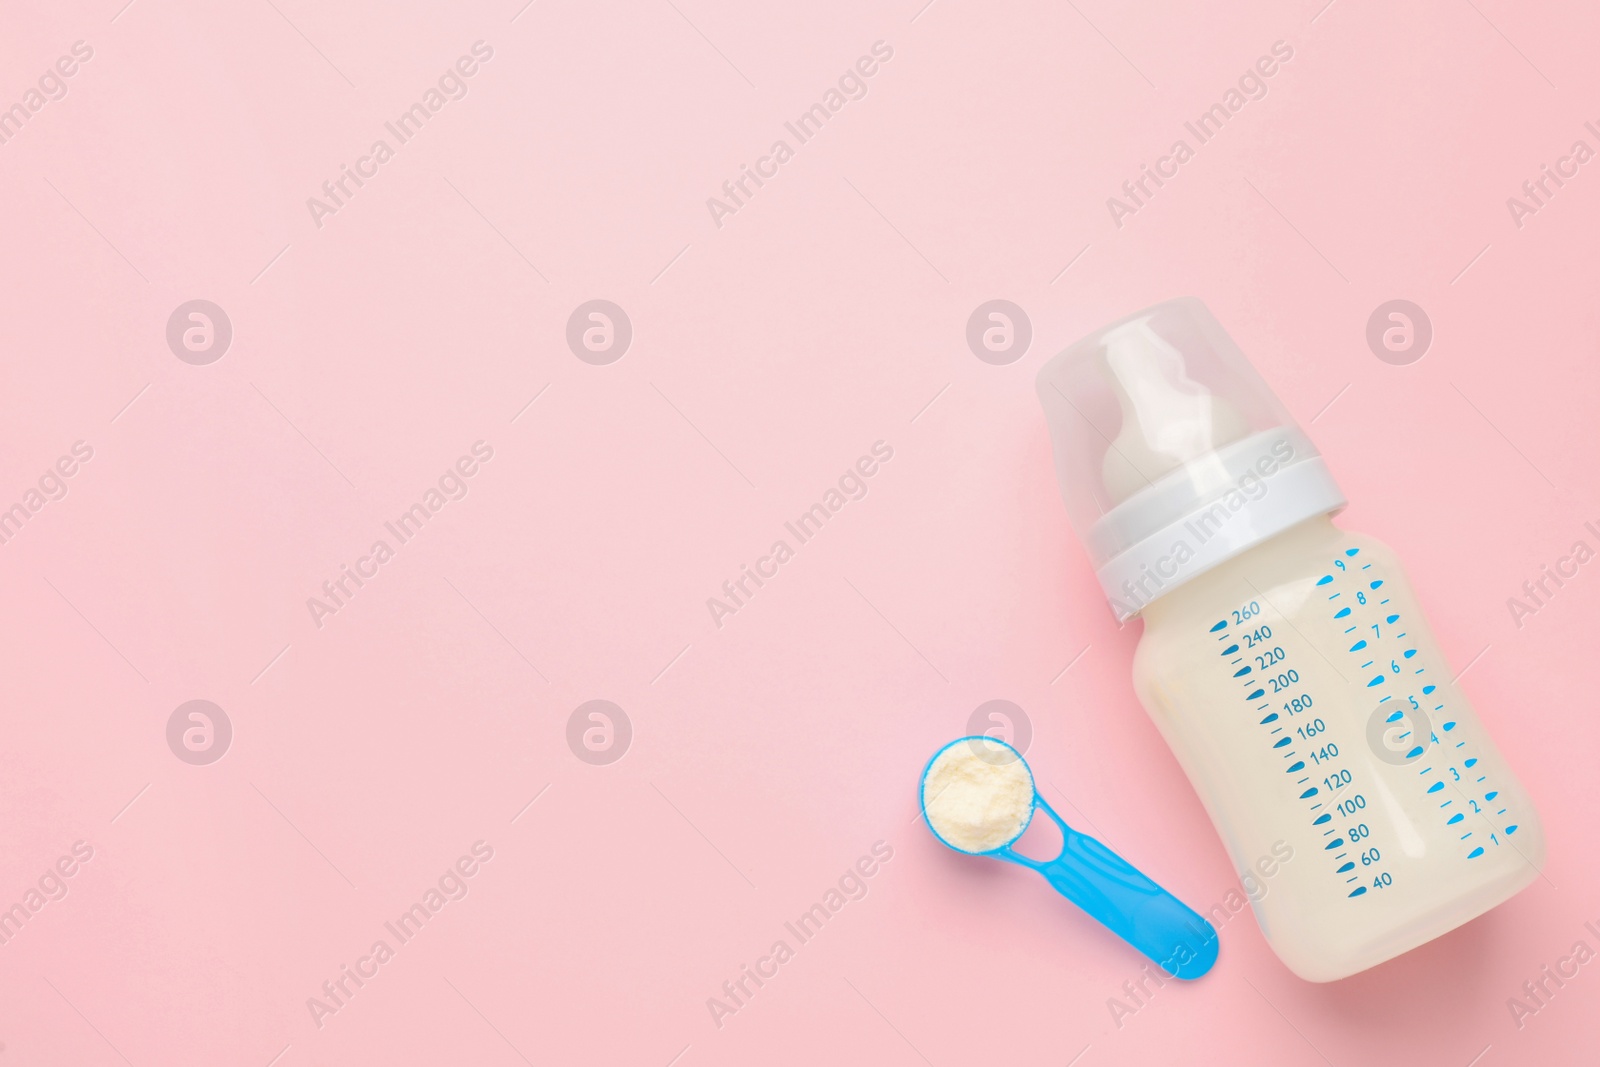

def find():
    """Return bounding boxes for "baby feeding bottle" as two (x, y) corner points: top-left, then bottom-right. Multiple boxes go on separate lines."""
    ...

(1035, 298), (1546, 982)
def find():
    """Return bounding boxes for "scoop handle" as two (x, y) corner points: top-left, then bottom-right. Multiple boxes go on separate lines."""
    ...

(1010, 800), (1218, 979)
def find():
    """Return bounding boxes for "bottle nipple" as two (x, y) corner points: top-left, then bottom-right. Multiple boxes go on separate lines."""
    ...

(1100, 320), (1249, 504)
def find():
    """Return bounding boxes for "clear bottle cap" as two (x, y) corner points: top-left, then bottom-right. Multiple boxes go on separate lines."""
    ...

(1036, 298), (1346, 619)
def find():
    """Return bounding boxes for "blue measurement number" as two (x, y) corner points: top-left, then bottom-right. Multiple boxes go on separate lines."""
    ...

(1326, 546), (1515, 866)
(1214, 583), (1371, 899)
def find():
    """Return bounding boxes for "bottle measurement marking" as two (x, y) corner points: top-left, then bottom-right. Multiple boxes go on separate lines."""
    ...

(1321, 547), (1516, 865)
(1213, 600), (1367, 896)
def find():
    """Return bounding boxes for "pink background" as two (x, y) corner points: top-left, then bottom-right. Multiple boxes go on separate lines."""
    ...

(2, 0), (1598, 1063)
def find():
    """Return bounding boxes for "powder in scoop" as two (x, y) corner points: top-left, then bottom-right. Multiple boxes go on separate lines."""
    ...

(922, 738), (1035, 853)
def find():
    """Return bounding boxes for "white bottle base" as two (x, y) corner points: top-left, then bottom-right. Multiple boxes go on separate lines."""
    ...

(1270, 854), (1540, 982)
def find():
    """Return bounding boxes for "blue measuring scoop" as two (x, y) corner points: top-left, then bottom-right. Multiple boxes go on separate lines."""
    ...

(920, 737), (1218, 979)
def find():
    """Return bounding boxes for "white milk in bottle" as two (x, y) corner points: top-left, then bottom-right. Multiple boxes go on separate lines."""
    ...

(1036, 299), (1546, 981)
